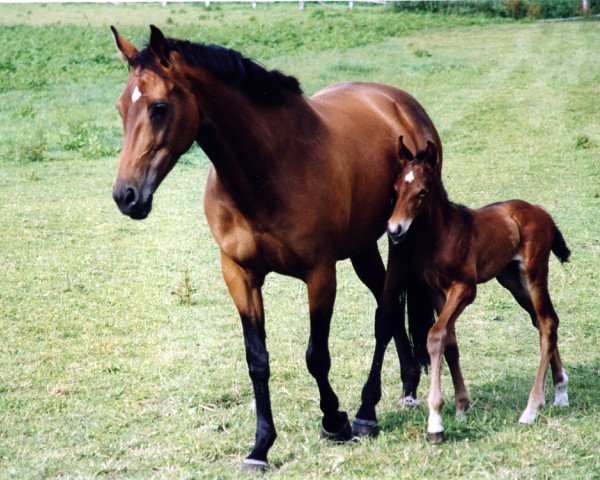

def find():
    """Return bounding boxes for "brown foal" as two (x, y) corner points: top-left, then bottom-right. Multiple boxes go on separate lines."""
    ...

(387, 136), (570, 441)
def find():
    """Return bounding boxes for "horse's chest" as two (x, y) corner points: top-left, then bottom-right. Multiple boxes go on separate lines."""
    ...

(206, 204), (308, 275)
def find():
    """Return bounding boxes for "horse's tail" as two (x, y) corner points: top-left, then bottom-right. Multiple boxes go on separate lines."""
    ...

(552, 224), (571, 263)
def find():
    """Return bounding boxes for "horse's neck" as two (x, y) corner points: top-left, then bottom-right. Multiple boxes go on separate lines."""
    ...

(193, 80), (319, 215)
(415, 187), (455, 244)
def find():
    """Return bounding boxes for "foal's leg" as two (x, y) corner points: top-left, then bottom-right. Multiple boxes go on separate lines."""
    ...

(353, 245), (406, 437)
(497, 263), (568, 413)
(426, 282), (475, 442)
(351, 242), (421, 406)
(444, 324), (470, 421)
(518, 259), (563, 424)
(305, 263), (352, 441)
(220, 252), (274, 471)
(430, 295), (469, 420)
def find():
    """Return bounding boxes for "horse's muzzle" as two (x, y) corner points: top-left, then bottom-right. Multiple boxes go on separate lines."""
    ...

(113, 183), (153, 220)
(388, 229), (407, 246)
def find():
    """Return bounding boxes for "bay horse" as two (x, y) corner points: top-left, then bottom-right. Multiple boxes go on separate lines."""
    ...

(110, 26), (440, 469)
(384, 136), (570, 441)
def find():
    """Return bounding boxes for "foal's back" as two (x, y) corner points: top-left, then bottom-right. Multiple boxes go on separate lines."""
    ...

(472, 199), (556, 283)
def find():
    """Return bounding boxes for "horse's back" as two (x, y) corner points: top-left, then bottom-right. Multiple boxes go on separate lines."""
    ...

(473, 200), (556, 281)
(310, 82), (441, 160)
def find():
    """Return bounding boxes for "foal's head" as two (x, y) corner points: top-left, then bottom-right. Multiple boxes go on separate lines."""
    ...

(388, 136), (440, 244)
(111, 26), (200, 219)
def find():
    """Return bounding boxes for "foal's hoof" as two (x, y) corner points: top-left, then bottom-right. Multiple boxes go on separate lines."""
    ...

(320, 412), (353, 443)
(427, 431), (444, 444)
(351, 417), (380, 438)
(241, 458), (270, 472)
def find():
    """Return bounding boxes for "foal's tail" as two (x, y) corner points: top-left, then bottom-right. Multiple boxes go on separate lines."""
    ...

(406, 274), (435, 368)
(552, 224), (571, 263)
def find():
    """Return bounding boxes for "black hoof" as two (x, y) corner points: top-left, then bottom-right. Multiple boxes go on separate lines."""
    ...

(320, 412), (353, 443)
(351, 417), (380, 438)
(241, 458), (270, 472)
(428, 431), (444, 444)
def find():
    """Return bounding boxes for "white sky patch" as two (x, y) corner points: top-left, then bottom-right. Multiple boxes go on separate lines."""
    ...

(404, 170), (415, 183)
(131, 86), (142, 103)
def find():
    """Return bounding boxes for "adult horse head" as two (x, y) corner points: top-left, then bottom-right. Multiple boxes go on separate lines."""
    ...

(111, 26), (200, 219)
(111, 25), (442, 470)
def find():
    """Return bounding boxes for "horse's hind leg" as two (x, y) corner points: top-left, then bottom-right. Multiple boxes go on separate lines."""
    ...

(305, 263), (352, 441)
(353, 245), (412, 437)
(512, 248), (564, 424)
(351, 243), (421, 406)
(497, 262), (568, 415)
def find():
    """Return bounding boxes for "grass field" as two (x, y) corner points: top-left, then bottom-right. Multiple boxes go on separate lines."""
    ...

(1, 3), (599, 478)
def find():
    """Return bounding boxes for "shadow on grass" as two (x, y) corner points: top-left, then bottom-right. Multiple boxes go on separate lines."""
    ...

(375, 360), (600, 443)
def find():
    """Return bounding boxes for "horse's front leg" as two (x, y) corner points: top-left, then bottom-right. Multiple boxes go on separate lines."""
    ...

(353, 246), (406, 438)
(220, 252), (275, 471)
(305, 264), (352, 441)
(427, 282), (475, 443)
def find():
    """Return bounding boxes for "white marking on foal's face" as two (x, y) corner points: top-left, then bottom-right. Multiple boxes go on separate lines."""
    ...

(131, 86), (142, 103)
(404, 170), (415, 183)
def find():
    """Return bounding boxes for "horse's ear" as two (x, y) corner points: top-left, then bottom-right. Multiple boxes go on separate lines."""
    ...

(398, 135), (414, 167)
(149, 25), (170, 67)
(425, 140), (438, 168)
(111, 26), (138, 65)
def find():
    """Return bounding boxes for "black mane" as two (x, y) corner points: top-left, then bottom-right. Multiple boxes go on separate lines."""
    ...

(131, 39), (302, 105)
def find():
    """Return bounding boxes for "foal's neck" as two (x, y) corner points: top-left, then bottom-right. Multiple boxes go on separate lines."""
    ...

(191, 74), (320, 216)
(414, 181), (457, 242)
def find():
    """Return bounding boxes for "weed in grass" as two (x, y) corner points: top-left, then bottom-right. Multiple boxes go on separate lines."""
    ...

(25, 170), (40, 181)
(17, 131), (47, 163)
(171, 269), (195, 305)
(576, 134), (590, 149)
(413, 47), (433, 58)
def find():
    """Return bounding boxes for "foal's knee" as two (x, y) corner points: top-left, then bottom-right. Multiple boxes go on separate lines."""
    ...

(427, 328), (446, 357)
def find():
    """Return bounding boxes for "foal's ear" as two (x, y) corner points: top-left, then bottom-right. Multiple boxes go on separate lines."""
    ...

(425, 140), (439, 168)
(149, 25), (171, 67)
(111, 26), (138, 65)
(398, 135), (414, 167)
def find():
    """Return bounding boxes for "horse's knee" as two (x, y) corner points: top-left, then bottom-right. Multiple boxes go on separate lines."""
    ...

(305, 343), (330, 378)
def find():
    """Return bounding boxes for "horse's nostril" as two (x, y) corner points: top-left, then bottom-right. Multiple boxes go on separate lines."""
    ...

(124, 187), (136, 206)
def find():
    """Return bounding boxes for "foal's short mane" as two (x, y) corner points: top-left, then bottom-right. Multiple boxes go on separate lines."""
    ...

(132, 39), (303, 105)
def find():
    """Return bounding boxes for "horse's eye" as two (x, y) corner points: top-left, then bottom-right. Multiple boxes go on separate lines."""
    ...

(150, 102), (169, 119)
(418, 188), (429, 198)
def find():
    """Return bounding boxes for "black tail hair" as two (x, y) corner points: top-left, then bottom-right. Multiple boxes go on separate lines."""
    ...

(407, 275), (435, 368)
(552, 224), (571, 263)
(395, 238), (435, 369)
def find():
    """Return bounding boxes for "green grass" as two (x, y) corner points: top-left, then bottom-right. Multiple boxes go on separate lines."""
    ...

(1, 4), (599, 479)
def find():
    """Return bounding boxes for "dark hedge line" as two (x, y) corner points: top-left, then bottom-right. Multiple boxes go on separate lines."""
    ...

(389, 0), (598, 19)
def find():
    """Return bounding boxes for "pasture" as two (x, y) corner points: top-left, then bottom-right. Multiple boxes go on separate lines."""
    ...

(1, 3), (599, 478)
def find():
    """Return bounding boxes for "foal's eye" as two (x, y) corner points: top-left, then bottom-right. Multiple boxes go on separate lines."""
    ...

(149, 102), (169, 119)
(417, 188), (429, 199)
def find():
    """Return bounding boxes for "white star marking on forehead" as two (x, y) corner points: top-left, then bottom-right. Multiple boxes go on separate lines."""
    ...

(404, 170), (415, 183)
(131, 86), (142, 103)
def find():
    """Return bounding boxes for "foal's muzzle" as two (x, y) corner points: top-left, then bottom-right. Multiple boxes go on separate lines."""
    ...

(113, 183), (153, 220)
(387, 224), (408, 246)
